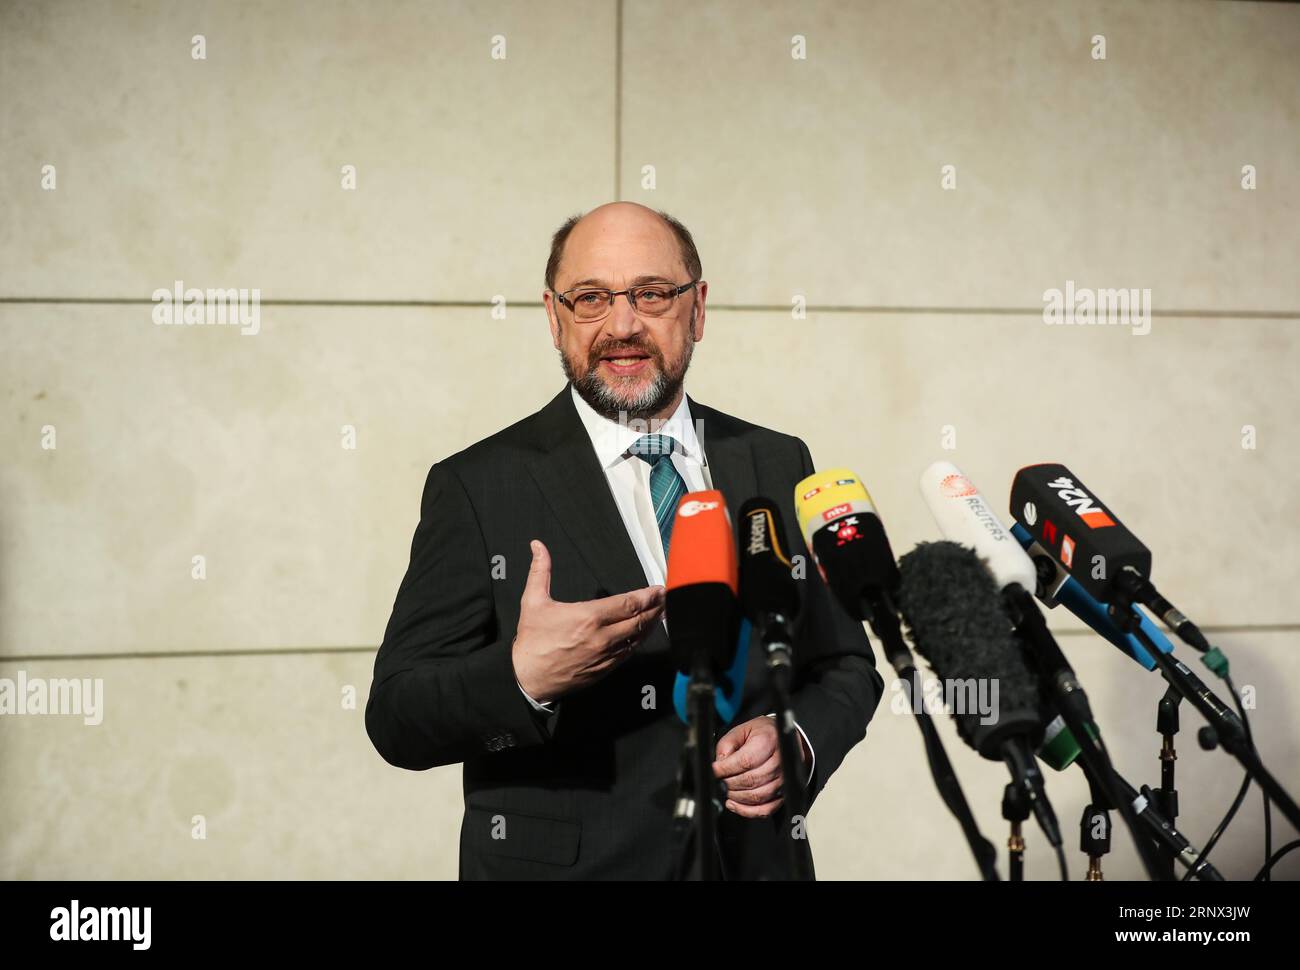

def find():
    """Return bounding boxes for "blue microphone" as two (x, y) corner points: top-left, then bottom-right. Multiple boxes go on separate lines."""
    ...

(1010, 522), (1174, 670)
(673, 617), (751, 725)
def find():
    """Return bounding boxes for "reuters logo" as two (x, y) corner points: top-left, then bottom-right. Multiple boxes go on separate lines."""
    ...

(678, 500), (720, 517)
(939, 474), (977, 498)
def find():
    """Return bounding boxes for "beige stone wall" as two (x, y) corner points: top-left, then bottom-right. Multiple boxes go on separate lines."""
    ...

(2, 0), (1296, 880)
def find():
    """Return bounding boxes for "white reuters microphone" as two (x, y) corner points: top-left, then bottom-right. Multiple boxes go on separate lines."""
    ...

(918, 460), (1036, 593)
(921, 459), (1100, 763)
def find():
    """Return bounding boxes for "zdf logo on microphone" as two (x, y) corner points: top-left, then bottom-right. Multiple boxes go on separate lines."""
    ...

(678, 500), (720, 517)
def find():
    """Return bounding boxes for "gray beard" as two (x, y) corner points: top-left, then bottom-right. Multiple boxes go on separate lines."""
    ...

(560, 322), (695, 422)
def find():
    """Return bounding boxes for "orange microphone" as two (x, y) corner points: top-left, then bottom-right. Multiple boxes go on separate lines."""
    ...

(664, 490), (740, 680)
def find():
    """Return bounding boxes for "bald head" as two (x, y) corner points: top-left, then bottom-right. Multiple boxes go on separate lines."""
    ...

(544, 203), (702, 295)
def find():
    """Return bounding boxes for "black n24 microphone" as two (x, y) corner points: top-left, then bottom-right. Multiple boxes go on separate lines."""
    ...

(1009, 463), (1212, 653)
(1010, 466), (1300, 834)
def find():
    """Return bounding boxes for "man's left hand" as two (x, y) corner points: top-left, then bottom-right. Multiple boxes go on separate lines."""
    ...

(712, 716), (810, 818)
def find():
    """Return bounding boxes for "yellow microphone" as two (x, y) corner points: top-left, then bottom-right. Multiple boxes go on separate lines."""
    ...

(792, 468), (880, 549)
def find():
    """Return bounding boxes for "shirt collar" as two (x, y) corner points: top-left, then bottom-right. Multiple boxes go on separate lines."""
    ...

(569, 383), (706, 470)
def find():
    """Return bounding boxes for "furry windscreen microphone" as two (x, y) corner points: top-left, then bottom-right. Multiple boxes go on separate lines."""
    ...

(896, 540), (1045, 758)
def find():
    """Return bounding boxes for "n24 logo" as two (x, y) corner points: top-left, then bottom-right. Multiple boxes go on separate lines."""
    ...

(1046, 477), (1115, 529)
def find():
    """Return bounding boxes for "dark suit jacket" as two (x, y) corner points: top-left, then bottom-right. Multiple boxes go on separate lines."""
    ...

(366, 385), (883, 879)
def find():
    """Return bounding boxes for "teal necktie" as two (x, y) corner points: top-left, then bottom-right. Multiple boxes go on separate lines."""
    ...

(627, 434), (688, 553)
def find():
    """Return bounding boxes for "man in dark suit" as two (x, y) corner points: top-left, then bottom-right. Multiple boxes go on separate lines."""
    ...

(366, 202), (883, 879)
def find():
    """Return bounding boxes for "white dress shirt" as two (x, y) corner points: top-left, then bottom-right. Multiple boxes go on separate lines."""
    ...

(516, 385), (815, 783)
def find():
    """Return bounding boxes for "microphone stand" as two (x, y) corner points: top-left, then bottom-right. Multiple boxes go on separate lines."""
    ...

(1007, 592), (1170, 880)
(670, 743), (697, 880)
(1068, 753), (1225, 879)
(1079, 767), (1111, 881)
(1125, 620), (1300, 833)
(1002, 782), (1028, 881)
(686, 652), (722, 881)
(862, 595), (1000, 881)
(1152, 687), (1182, 881)
(757, 615), (816, 880)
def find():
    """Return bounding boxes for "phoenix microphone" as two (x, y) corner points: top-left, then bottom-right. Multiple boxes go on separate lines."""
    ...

(736, 496), (814, 880)
(738, 497), (801, 642)
(1009, 463), (1212, 653)
(737, 496), (801, 699)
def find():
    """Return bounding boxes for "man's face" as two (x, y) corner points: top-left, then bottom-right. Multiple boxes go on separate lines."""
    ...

(545, 212), (706, 422)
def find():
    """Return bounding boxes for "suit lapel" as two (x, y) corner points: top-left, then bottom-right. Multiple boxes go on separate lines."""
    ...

(688, 395), (758, 524)
(526, 387), (650, 595)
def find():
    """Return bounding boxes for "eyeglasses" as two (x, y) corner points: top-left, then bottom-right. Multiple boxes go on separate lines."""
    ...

(552, 279), (700, 323)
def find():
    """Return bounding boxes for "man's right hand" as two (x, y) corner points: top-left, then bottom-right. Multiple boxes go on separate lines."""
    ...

(511, 539), (666, 704)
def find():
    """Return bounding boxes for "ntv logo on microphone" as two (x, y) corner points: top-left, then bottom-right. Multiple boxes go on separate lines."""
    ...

(1042, 280), (1151, 336)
